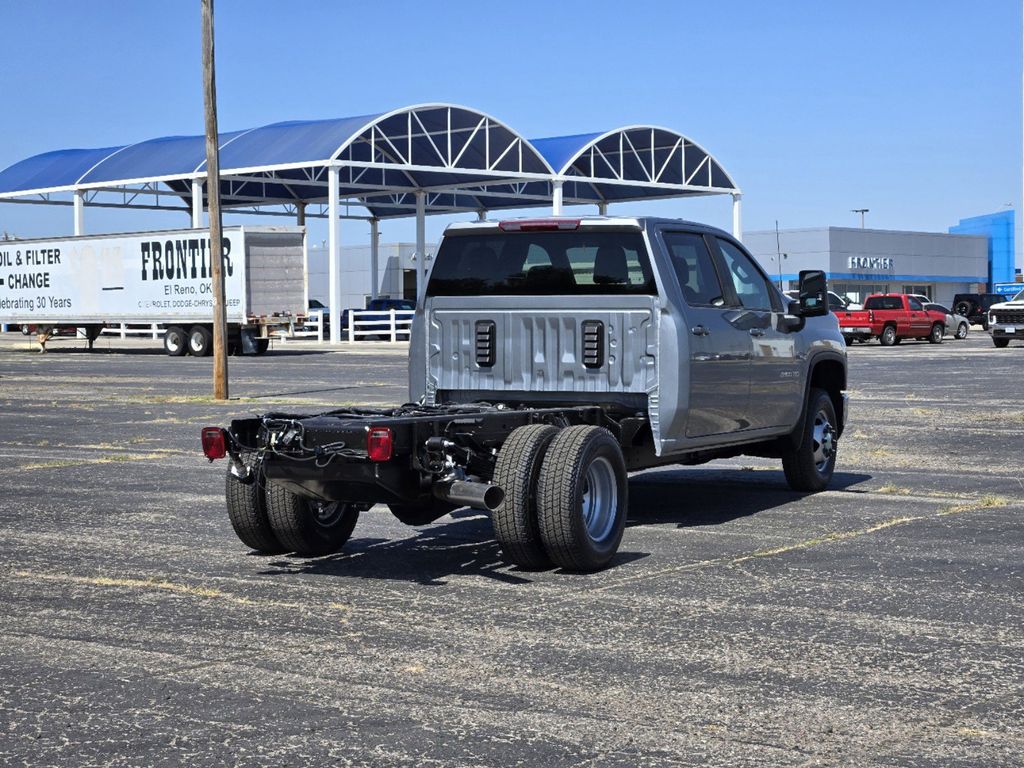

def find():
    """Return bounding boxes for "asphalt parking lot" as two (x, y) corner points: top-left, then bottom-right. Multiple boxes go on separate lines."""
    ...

(1, 331), (1022, 767)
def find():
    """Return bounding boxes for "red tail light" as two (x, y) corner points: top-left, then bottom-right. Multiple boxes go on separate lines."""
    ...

(367, 427), (393, 462)
(498, 218), (581, 232)
(201, 427), (227, 460)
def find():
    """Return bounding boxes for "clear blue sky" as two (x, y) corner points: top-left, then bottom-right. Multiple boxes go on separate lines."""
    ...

(0, 0), (1019, 252)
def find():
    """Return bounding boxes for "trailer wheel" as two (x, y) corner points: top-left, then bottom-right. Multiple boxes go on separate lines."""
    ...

(266, 484), (359, 557)
(781, 387), (838, 492)
(164, 326), (187, 356)
(188, 325), (213, 356)
(491, 424), (560, 569)
(225, 453), (285, 554)
(536, 426), (628, 572)
(254, 338), (270, 355)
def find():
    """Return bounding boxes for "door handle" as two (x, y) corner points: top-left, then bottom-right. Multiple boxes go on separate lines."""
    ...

(690, 325), (710, 336)
(749, 328), (765, 337)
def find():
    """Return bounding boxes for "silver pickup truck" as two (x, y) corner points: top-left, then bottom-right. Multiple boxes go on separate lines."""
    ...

(203, 216), (848, 572)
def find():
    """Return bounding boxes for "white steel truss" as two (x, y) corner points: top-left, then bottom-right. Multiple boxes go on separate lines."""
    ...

(0, 107), (739, 222)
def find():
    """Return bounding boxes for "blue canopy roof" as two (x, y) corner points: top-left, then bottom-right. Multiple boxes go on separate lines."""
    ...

(0, 106), (737, 219)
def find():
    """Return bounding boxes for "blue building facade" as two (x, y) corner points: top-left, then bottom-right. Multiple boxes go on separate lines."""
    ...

(949, 210), (1015, 288)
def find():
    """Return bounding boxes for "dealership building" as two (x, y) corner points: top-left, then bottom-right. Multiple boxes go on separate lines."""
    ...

(742, 226), (988, 307)
(738, 211), (1016, 307)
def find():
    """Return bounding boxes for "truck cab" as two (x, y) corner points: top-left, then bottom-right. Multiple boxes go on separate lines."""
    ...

(411, 216), (846, 456)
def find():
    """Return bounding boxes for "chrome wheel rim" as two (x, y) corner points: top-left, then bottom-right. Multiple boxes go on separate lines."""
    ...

(811, 410), (836, 473)
(167, 333), (182, 353)
(581, 456), (617, 543)
(311, 501), (345, 528)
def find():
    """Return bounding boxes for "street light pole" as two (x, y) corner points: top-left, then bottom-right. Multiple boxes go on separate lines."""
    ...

(851, 208), (869, 229)
(202, 0), (228, 400)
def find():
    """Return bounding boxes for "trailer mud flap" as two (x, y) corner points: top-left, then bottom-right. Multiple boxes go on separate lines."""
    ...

(240, 327), (259, 355)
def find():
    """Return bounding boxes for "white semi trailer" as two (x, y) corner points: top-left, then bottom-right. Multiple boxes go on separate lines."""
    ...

(0, 226), (306, 355)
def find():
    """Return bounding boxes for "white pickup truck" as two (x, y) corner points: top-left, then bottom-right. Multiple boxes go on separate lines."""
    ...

(988, 287), (1024, 347)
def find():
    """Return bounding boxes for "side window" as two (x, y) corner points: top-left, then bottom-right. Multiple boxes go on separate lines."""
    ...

(715, 238), (773, 310)
(907, 297), (923, 311)
(662, 232), (725, 307)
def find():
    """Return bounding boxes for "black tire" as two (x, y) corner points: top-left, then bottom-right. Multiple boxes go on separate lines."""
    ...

(266, 484), (359, 556)
(993, 337), (1010, 348)
(955, 322), (968, 340)
(225, 453), (285, 554)
(164, 325), (187, 356)
(982, 319), (990, 331)
(928, 323), (943, 344)
(491, 424), (561, 569)
(893, 336), (902, 345)
(388, 499), (454, 526)
(536, 425), (628, 572)
(954, 300), (973, 317)
(188, 325), (212, 357)
(781, 388), (838, 492)
(879, 325), (897, 346)
(254, 338), (270, 355)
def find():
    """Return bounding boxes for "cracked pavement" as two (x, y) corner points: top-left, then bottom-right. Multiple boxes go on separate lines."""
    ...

(0, 333), (1021, 766)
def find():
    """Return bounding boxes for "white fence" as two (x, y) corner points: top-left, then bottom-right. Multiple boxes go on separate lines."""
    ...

(281, 308), (414, 343)
(285, 311), (326, 341)
(80, 309), (413, 344)
(346, 309), (414, 342)
(99, 323), (163, 339)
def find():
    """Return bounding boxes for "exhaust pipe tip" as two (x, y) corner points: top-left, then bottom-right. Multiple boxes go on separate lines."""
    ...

(433, 480), (505, 512)
(481, 485), (505, 511)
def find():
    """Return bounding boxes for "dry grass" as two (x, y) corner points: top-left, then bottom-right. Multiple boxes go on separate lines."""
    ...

(876, 484), (913, 496)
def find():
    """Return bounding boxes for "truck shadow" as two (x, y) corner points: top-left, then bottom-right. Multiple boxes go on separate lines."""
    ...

(258, 513), (558, 586)
(256, 469), (869, 585)
(627, 468), (871, 527)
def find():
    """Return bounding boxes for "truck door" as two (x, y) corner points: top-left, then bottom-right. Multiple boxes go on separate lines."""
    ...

(661, 231), (752, 438)
(711, 237), (802, 430)
(906, 295), (929, 335)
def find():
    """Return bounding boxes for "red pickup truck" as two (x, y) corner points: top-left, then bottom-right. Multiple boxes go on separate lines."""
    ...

(836, 293), (946, 346)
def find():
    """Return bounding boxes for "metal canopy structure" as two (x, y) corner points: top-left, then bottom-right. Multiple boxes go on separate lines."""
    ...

(0, 103), (743, 342)
(532, 126), (738, 209)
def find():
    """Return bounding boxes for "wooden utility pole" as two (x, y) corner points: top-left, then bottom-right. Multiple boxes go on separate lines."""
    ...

(202, 0), (228, 399)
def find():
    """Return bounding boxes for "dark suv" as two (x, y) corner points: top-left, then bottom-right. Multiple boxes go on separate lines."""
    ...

(952, 293), (1002, 329)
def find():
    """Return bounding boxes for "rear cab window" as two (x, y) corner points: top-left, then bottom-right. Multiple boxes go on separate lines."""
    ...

(864, 296), (903, 310)
(426, 230), (656, 297)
